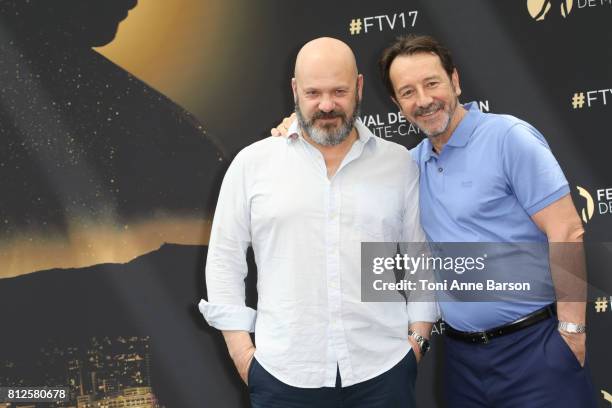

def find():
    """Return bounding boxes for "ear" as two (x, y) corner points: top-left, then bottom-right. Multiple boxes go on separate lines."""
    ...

(356, 74), (364, 100)
(451, 69), (461, 97)
(291, 77), (298, 100)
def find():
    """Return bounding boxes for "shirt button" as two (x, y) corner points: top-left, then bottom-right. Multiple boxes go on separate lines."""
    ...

(438, 167), (443, 173)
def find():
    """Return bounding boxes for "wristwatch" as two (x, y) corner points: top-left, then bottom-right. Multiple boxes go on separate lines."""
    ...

(558, 321), (586, 334)
(408, 329), (430, 357)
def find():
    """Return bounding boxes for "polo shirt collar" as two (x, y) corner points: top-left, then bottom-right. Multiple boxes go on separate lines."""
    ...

(421, 101), (481, 162)
(445, 101), (481, 148)
(421, 138), (436, 162)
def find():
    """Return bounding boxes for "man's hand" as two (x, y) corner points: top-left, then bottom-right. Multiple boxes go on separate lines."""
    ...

(407, 336), (422, 363)
(408, 321), (432, 364)
(559, 330), (586, 367)
(222, 330), (256, 384)
(234, 345), (256, 384)
(270, 113), (296, 137)
(532, 195), (588, 368)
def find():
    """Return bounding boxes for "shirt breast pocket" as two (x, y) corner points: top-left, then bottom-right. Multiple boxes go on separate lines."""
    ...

(351, 183), (402, 242)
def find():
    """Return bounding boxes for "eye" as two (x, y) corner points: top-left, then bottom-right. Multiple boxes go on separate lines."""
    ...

(305, 90), (319, 97)
(400, 89), (414, 98)
(335, 89), (348, 96)
(426, 81), (439, 88)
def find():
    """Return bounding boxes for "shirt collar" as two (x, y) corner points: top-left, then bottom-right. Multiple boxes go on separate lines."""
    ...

(421, 101), (481, 162)
(287, 119), (300, 143)
(354, 118), (375, 147)
(445, 101), (480, 148)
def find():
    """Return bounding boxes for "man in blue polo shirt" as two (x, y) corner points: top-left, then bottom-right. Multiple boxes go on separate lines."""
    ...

(378, 34), (596, 407)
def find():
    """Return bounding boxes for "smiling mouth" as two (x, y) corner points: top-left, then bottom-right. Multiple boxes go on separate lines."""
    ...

(418, 108), (440, 118)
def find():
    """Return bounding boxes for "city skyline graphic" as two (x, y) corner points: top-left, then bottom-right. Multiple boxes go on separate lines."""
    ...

(1, 336), (161, 407)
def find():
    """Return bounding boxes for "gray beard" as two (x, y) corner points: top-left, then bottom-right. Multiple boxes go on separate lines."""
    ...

(422, 113), (451, 138)
(295, 98), (361, 147)
(413, 98), (456, 138)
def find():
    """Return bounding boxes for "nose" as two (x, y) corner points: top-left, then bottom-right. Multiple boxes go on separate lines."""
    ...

(415, 88), (433, 108)
(318, 95), (335, 113)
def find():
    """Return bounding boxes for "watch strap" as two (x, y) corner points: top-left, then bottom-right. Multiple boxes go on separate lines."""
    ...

(558, 321), (586, 333)
(408, 329), (430, 356)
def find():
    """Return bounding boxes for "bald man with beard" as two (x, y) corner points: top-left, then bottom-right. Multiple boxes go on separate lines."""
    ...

(199, 37), (437, 408)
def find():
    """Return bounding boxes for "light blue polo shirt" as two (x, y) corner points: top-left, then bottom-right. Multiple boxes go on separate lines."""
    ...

(411, 102), (570, 331)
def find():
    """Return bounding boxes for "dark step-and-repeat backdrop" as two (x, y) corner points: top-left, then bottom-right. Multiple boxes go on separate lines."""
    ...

(0, 1), (610, 407)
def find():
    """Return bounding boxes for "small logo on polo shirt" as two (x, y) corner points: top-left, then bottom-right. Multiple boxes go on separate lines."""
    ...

(576, 186), (594, 223)
(461, 181), (473, 188)
(527, 0), (574, 21)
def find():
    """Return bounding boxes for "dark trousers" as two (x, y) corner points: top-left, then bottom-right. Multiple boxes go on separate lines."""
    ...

(444, 317), (597, 408)
(248, 351), (417, 408)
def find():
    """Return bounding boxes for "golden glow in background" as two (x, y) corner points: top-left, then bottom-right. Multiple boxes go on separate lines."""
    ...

(1, 0), (257, 278)
(96, 0), (254, 122)
(0, 218), (211, 279)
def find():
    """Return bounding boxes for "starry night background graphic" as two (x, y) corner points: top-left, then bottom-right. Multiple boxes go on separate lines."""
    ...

(1, 1), (609, 407)
(0, 0), (227, 278)
(0, 1), (250, 407)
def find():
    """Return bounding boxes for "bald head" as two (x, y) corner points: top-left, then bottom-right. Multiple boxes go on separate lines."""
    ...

(294, 37), (358, 81)
(292, 37), (363, 148)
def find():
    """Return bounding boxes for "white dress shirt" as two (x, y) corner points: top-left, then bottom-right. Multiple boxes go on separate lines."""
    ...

(199, 119), (437, 388)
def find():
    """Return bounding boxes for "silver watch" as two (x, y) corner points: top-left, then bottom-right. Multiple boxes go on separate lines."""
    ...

(408, 329), (430, 356)
(558, 321), (586, 333)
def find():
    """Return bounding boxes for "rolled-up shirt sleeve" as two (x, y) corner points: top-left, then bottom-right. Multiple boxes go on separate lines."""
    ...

(401, 156), (439, 323)
(199, 150), (256, 332)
